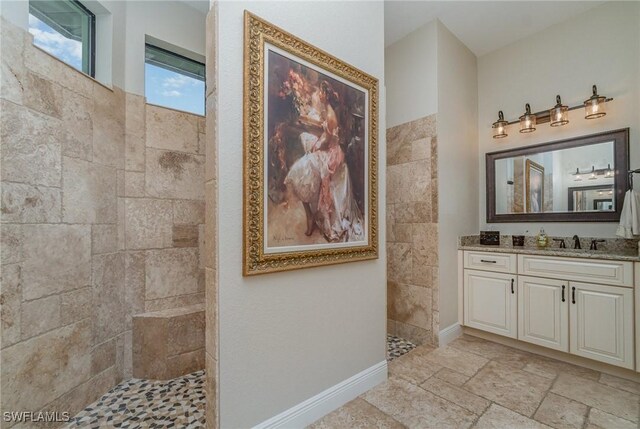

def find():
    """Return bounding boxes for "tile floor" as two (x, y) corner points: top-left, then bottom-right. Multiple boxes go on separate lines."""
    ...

(64, 336), (414, 428)
(64, 371), (206, 428)
(387, 334), (417, 360)
(66, 335), (640, 428)
(310, 334), (640, 429)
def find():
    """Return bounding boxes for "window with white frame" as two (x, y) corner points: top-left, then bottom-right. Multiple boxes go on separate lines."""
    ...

(144, 43), (205, 115)
(28, 0), (95, 76)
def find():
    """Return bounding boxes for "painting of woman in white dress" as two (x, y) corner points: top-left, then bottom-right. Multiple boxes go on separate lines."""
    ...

(265, 49), (367, 250)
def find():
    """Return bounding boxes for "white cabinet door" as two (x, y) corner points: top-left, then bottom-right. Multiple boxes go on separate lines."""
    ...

(518, 276), (568, 352)
(464, 269), (517, 338)
(569, 282), (634, 369)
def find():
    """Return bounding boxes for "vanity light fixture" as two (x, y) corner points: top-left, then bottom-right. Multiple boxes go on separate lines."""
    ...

(605, 164), (613, 178)
(584, 85), (607, 119)
(492, 85), (612, 137)
(549, 95), (569, 127)
(574, 168), (582, 181)
(519, 103), (536, 133)
(589, 166), (597, 180)
(492, 111), (508, 139)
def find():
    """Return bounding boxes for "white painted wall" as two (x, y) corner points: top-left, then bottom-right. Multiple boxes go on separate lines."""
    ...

(478, 1), (640, 237)
(436, 21), (478, 331)
(385, 20), (437, 128)
(217, 1), (386, 427)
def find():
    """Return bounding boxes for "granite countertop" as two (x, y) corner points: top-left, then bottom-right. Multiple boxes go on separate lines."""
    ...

(458, 235), (640, 262)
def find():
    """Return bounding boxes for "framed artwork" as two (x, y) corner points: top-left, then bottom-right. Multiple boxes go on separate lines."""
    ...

(243, 12), (379, 275)
(525, 159), (544, 213)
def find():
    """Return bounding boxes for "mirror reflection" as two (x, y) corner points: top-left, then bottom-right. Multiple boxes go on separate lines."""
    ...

(495, 141), (615, 214)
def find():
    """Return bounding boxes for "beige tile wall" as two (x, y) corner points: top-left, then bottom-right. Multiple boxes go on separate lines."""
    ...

(204, 4), (219, 428)
(0, 18), (206, 425)
(386, 114), (439, 346)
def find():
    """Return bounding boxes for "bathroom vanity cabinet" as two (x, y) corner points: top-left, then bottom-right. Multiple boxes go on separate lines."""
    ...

(460, 250), (636, 370)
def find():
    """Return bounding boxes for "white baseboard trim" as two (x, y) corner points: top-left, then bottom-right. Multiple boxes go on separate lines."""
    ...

(252, 360), (388, 429)
(439, 323), (463, 346)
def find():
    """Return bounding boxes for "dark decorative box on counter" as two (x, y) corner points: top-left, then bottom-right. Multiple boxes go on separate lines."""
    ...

(512, 235), (525, 247)
(480, 231), (500, 246)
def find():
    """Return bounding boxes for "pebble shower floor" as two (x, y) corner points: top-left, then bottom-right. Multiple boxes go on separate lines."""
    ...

(65, 336), (416, 427)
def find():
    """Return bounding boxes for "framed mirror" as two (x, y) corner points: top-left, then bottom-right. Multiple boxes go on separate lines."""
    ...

(486, 128), (629, 222)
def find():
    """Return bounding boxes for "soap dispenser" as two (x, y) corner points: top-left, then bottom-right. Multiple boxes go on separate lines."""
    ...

(536, 228), (548, 248)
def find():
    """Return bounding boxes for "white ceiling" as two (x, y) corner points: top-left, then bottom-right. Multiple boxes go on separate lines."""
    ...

(385, 1), (606, 56)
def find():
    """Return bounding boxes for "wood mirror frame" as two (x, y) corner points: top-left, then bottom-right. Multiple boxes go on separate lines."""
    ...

(486, 128), (629, 223)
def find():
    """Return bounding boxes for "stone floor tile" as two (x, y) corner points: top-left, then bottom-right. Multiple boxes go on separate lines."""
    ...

(420, 377), (490, 415)
(522, 355), (600, 381)
(308, 398), (406, 429)
(474, 404), (553, 429)
(585, 408), (637, 429)
(432, 367), (471, 386)
(465, 360), (553, 417)
(421, 345), (489, 376)
(361, 377), (477, 429)
(598, 373), (640, 395)
(533, 392), (588, 429)
(388, 348), (441, 385)
(551, 374), (639, 422)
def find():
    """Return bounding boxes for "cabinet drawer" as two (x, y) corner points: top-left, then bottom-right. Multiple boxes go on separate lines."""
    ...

(518, 255), (633, 287)
(464, 251), (516, 274)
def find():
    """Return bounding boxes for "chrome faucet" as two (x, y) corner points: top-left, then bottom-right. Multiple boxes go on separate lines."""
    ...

(552, 238), (566, 248)
(572, 235), (581, 249)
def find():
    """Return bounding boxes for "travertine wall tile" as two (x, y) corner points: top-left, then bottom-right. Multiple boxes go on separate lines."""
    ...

(60, 287), (92, 326)
(1, 18), (26, 105)
(61, 88), (93, 161)
(92, 84), (124, 169)
(1, 22), (208, 418)
(167, 310), (205, 356)
(92, 224), (118, 254)
(92, 253), (126, 344)
(124, 198), (173, 250)
(62, 156), (117, 224)
(1, 100), (62, 187)
(386, 114), (438, 346)
(125, 134), (146, 172)
(91, 338), (116, 375)
(173, 224), (199, 248)
(145, 248), (199, 300)
(0, 182), (61, 223)
(0, 264), (21, 348)
(146, 105), (199, 153)
(23, 71), (63, 119)
(124, 171), (145, 197)
(1, 224), (23, 265)
(125, 251), (146, 324)
(144, 292), (205, 313)
(173, 200), (205, 224)
(145, 148), (204, 200)
(204, 180), (217, 269)
(20, 294), (61, 339)
(165, 349), (205, 379)
(1, 319), (92, 414)
(21, 224), (91, 300)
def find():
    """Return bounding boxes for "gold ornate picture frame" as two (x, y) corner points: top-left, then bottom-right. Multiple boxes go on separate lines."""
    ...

(243, 11), (379, 276)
